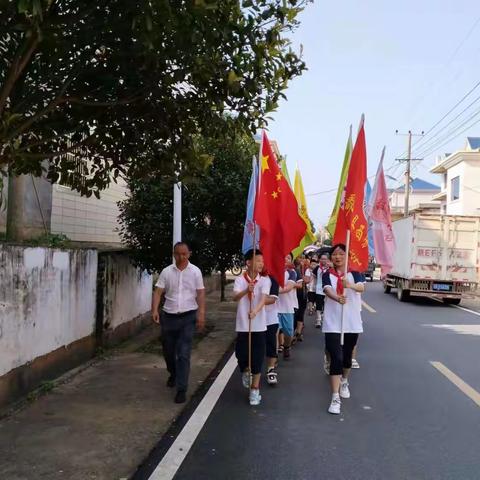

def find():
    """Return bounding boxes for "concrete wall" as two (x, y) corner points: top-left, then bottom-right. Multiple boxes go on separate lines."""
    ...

(444, 161), (480, 216)
(390, 191), (439, 211)
(51, 179), (128, 244)
(0, 245), (152, 407)
(99, 252), (153, 346)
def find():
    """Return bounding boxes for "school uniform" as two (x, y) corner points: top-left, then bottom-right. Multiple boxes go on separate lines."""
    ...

(234, 274), (270, 375)
(322, 270), (365, 375)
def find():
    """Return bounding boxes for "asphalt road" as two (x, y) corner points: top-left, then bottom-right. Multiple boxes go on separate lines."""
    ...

(163, 282), (480, 480)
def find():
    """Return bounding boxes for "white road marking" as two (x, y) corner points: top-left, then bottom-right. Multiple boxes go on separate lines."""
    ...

(451, 304), (480, 317)
(148, 353), (237, 480)
(423, 324), (480, 336)
(430, 361), (480, 408)
(362, 301), (376, 313)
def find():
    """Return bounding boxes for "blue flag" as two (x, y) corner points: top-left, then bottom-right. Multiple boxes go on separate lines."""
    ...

(365, 180), (375, 256)
(242, 157), (260, 254)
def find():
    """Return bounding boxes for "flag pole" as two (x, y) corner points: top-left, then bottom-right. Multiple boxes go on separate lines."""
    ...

(248, 135), (263, 393)
(248, 226), (256, 392)
(340, 229), (351, 346)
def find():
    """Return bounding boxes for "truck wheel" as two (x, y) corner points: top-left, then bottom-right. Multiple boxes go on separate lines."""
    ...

(443, 298), (461, 305)
(397, 286), (410, 302)
(383, 283), (391, 294)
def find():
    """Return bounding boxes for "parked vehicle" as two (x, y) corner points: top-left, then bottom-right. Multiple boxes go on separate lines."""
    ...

(383, 214), (478, 304)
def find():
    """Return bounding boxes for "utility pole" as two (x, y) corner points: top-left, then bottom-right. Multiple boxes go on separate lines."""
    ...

(395, 130), (424, 218)
(173, 181), (182, 246)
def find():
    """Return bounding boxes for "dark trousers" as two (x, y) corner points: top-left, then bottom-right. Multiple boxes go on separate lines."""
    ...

(235, 332), (266, 375)
(324, 333), (359, 375)
(161, 310), (197, 391)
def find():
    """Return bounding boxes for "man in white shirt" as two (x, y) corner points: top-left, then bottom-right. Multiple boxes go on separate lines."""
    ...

(152, 242), (206, 404)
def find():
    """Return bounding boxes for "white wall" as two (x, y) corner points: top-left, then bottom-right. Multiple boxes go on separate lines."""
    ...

(0, 246), (98, 377)
(445, 162), (465, 215)
(102, 253), (152, 330)
(51, 178), (128, 244)
(390, 191), (438, 210)
(449, 161), (480, 216)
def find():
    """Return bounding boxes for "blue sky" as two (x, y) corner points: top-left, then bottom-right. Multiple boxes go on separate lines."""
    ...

(268, 0), (480, 228)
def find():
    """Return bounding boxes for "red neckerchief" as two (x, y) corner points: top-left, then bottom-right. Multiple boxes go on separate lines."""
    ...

(329, 268), (346, 295)
(244, 271), (258, 300)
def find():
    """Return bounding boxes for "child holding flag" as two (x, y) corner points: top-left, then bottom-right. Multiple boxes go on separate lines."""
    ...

(322, 244), (365, 415)
(233, 249), (270, 406)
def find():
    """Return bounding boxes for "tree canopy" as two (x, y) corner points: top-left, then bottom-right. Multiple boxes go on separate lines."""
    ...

(118, 124), (256, 278)
(0, 0), (310, 197)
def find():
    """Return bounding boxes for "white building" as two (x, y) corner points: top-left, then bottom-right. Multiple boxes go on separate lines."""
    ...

(389, 178), (441, 218)
(430, 137), (480, 216)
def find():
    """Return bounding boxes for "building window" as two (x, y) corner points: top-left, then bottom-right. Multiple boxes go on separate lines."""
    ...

(451, 176), (460, 201)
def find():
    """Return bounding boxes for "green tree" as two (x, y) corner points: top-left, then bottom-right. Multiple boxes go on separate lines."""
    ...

(119, 125), (257, 300)
(1, 0), (311, 198)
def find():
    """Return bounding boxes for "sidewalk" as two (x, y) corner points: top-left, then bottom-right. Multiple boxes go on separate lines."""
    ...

(0, 285), (237, 480)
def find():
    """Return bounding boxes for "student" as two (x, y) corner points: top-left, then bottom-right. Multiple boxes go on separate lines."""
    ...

(233, 249), (270, 406)
(277, 254), (297, 360)
(322, 244), (365, 415)
(293, 257), (310, 343)
(314, 253), (330, 329)
(307, 257), (318, 315)
(265, 276), (280, 385)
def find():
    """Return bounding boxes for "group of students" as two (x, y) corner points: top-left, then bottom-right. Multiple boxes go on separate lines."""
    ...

(233, 244), (365, 414)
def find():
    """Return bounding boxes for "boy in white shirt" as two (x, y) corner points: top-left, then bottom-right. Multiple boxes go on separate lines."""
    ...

(233, 249), (270, 406)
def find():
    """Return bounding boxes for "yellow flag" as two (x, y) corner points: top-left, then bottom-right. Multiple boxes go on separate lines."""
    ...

(292, 167), (316, 258)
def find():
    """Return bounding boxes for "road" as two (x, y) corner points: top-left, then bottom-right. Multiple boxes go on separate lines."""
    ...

(142, 282), (480, 480)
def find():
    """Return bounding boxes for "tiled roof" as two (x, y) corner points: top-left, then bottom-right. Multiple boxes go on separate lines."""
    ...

(395, 178), (440, 192)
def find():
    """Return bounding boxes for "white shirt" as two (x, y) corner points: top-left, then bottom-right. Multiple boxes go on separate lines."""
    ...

(322, 271), (364, 333)
(234, 274), (270, 332)
(156, 262), (204, 314)
(277, 271), (296, 314)
(265, 276), (279, 326)
(316, 266), (329, 296)
(307, 267), (317, 293)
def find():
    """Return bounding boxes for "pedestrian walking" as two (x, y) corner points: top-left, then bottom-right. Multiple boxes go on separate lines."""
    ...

(233, 249), (270, 406)
(306, 256), (318, 315)
(322, 243), (365, 415)
(152, 242), (206, 404)
(264, 275), (280, 385)
(277, 254), (297, 359)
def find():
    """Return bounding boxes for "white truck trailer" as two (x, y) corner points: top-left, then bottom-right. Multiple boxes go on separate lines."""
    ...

(383, 214), (478, 304)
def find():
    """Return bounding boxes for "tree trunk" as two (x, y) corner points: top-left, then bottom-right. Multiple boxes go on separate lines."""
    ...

(220, 269), (226, 302)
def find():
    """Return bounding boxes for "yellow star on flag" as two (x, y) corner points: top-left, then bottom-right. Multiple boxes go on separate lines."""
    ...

(261, 154), (270, 173)
(276, 172), (282, 181)
(271, 190), (279, 199)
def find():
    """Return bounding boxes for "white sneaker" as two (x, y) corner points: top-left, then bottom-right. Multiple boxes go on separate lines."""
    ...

(351, 359), (360, 369)
(315, 312), (322, 328)
(266, 368), (278, 385)
(328, 396), (341, 414)
(249, 389), (262, 406)
(340, 380), (350, 399)
(242, 371), (251, 389)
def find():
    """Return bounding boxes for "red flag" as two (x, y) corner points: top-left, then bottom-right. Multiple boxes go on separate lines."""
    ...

(254, 131), (307, 287)
(333, 115), (369, 271)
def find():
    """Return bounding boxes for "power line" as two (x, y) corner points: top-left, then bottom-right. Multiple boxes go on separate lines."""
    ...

(411, 93), (480, 154)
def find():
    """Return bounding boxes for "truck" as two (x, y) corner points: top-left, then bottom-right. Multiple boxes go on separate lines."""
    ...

(383, 214), (479, 304)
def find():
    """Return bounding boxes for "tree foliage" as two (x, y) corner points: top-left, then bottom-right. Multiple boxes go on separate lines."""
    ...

(0, 0), (311, 198)
(118, 125), (256, 277)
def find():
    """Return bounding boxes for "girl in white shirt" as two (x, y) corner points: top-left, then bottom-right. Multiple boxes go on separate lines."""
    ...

(322, 244), (365, 415)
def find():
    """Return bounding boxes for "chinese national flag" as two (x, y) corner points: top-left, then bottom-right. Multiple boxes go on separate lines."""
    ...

(333, 115), (369, 271)
(254, 131), (307, 287)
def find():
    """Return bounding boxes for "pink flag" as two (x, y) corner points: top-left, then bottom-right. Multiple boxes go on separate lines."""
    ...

(367, 147), (396, 275)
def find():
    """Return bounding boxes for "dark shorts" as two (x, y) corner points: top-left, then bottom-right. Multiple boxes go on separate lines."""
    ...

(324, 333), (359, 375)
(307, 291), (316, 303)
(315, 294), (325, 312)
(266, 323), (279, 358)
(235, 331), (266, 375)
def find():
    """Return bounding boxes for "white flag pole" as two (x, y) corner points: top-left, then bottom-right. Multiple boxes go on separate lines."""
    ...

(340, 230), (351, 346)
